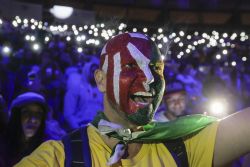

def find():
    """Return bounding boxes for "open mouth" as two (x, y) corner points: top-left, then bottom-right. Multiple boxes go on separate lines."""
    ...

(130, 91), (155, 105)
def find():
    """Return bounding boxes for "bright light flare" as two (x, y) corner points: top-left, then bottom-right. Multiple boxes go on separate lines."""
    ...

(132, 28), (137, 32)
(208, 99), (228, 117)
(25, 35), (30, 41)
(77, 47), (83, 53)
(158, 44), (162, 48)
(161, 55), (165, 61)
(231, 61), (236, 66)
(163, 37), (168, 43)
(66, 36), (71, 41)
(2, 46), (11, 54)
(158, 28), (163, 33)
(222, 49), (228, 55)
(179, 31), (185, 36)
(95, 40), (100, 46)
(242, 57), (247, 61)
(12, 21), (18, 27)
(32, 43), (40, 51)
(30, 36), (36, 41)
(50, 5), (73, 19)
(187, 35), (191, 40)
(45, 36), (50, 42)
(178, 42), (184, 47)
(216, 54), (221, 60)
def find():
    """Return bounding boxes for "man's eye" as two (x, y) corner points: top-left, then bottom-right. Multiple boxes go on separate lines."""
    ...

(150, 64), (162, 71)
(125, 64), (136, 69)
(150, 62), (164, 73)
(153, 66), (161, 71)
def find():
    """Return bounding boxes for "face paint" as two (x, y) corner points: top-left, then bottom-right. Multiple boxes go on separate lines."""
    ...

(100, 33), (165, 125)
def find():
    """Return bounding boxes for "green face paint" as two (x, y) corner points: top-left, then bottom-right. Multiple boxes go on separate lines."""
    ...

(127, 40), (165, 125)
(100, 32), (165, 126)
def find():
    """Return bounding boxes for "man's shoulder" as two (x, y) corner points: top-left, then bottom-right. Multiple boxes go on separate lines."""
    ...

(183, 121), (219, 146)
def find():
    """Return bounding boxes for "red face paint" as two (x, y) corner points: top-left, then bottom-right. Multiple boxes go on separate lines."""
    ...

(100, 33), (165, 125)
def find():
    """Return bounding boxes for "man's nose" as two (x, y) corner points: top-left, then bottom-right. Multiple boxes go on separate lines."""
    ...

(142, 67), (154, 91)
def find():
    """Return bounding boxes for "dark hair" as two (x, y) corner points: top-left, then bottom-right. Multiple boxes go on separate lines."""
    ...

(4, 103), (46, 164)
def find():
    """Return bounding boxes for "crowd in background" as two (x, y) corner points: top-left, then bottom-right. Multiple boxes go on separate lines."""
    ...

(0, 17), (250, 166)
(0, 17), (250, 135)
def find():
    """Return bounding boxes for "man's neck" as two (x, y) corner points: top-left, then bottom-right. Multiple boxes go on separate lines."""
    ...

(101, 134), (143, 159)
(101, 96), (144, 159)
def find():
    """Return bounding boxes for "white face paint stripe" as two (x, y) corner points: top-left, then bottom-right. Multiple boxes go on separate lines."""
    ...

(102, 54), (108, 73)
(129, 33), (148, 40)
(127, 42), (154, 91)
(113, 52), (121, 105)
(101, 43), (107, 55)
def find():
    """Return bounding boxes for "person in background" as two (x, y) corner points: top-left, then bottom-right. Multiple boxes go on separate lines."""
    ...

(24, 66), (67, 138)
(45, 108), (66, 140)
(40, 62), (65, 121)
(176, 63), (203, 105)
(154, 79), (188, 122)
(0, 92), (50, 167)
(64, 56), (103, 130)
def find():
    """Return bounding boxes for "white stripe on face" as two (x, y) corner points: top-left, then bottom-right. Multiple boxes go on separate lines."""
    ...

(127, 42), (154, 91)
(101, 43), (107, 55)
(102, 54), (108, 73)
(129, 33), (148, 40)
(113, 52), (121, 105)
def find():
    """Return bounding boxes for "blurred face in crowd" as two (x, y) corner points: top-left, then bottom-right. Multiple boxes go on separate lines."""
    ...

(165, 91), (187, 117)
(99, 33), (165, 126)
(21, 104), (44, 140)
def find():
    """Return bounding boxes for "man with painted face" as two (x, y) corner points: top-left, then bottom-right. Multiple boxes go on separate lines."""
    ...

(97, 32), (165, 127)
(15, 32), (250, 167)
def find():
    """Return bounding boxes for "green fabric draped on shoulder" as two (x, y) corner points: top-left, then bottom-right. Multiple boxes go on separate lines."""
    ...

(92, 112), (218, 143)
(137, 114), (218, 142)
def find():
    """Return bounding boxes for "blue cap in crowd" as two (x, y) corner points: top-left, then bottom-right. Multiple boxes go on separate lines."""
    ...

(10, 92), (49, 113)
(165, 80), (186, 95)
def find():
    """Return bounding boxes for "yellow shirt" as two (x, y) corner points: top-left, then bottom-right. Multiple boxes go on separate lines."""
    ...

(15, 122), (219, 167)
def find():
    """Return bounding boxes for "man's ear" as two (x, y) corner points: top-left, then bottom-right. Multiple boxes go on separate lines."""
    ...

(94, 69), (106, 92)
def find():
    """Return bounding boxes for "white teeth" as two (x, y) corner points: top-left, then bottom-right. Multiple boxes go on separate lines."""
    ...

(137, 101), (149, 105)
(134, 97), (144, 103)
(134, 97), (149, 104)
(133, 92), (152, 97)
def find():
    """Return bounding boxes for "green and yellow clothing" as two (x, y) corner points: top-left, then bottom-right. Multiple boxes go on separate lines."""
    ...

(15, 122), (219, 167)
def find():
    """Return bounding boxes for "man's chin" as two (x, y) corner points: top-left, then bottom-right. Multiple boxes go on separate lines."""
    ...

(127, 107), (154, 126)
(130, 117), (152, 126)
